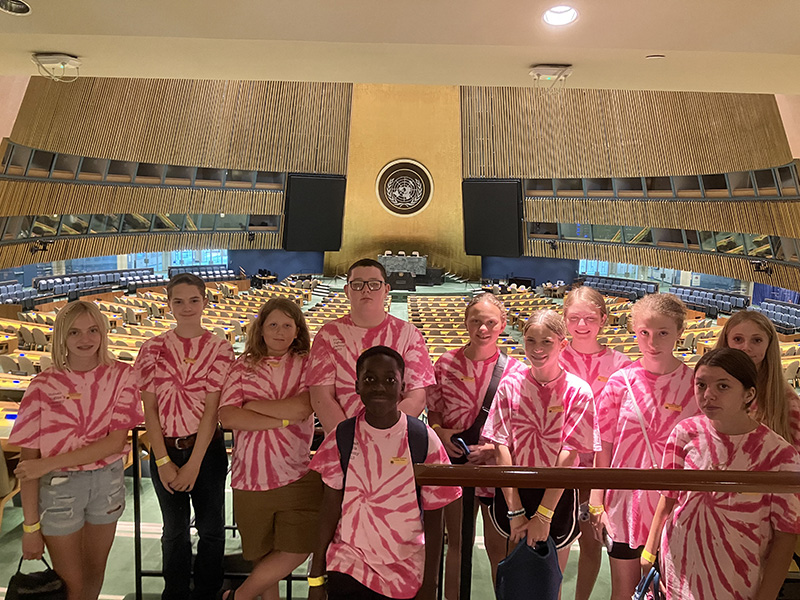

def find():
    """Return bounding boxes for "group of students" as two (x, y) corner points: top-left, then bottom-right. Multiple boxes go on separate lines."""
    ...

(7, 258), (800, 600)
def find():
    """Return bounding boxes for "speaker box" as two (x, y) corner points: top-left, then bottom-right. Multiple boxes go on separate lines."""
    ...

(462, 179), (523, 257)
(283, 174), (347, 252)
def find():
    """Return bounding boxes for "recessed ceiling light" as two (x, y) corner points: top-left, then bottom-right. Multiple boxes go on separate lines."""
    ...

(0, 0), (31, 15)
(646, 54), (666, 60)
(543, 5), (578, 26)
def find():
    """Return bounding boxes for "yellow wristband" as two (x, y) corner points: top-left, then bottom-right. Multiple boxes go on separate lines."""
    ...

(281, 419), (290, 428)
(23, 521), (41, 534)
(641, 549), (657, 564)
(307, 575), (327, 587)
(588, 504), (604, 515)
(431, 423), (441, 429)
(155, 456), (172, 467)
(536, 505), (555, 520)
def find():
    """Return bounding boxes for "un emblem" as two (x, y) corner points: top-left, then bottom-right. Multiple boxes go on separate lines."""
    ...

(376, 159), (433, 217)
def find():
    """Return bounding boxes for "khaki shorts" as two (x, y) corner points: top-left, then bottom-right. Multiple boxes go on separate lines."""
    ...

(233, 470), (322, 560)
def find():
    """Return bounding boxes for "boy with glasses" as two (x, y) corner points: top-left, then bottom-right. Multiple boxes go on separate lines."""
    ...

(308, 259), (435, 432)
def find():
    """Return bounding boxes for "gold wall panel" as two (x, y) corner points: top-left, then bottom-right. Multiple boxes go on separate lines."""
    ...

(0, 179), (283, 217)
(11, 78), (352, 174)
(526, 239), (800, 292)
(0, 232), (279, 270)
(463, 88), (791, 179)
(324, 84), (480, 279)
(524, 197), (800, 239)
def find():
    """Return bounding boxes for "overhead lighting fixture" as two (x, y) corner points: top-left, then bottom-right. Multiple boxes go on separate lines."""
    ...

(0, 0), (31, 15)
(31, 53), (81, 83)
(646, 54), (666, 60)
(543, 5), (578, 26)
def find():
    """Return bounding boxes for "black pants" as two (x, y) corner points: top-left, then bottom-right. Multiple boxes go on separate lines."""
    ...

(327, 572), (398, 600)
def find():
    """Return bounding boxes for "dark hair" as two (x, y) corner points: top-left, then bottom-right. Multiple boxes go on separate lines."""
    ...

(166, 273), (206, 299)
(695, 348), (758, 400)
(356, 345), (405, 379)
(243, 297), (311, 365)
(347, 258), (387, 281)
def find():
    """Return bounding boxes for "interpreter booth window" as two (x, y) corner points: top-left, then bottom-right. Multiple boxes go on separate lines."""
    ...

(121, 214), (154, 233)
(30, 215), (60, 237)
(528, 222), (558, 239)
(714, 231), (745, 254)
(652, 228), (685, 248)
(215, 214), (248, 231)
(622, 226), (653, 245)
(59, 215), (92, 236)
(152, 214), (185, 231)
(2, 216), (33, 240)
(248, 215), (280, 231)
(592, 225), (622, 243)
(699, 231), (716, 253)
(561, 223), (591, 241)
(743, 234), (772, 258)
(89, 214), (121, 235)
(685, 230), (700, 250)
(184, 214), (216, 231)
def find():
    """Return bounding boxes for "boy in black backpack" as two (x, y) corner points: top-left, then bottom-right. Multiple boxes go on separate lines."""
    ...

(308, 346), (461, 600)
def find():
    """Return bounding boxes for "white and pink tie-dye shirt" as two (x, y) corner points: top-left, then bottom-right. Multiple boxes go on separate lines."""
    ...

(307, 314), (435, 419)
(135, 329), (234, 437)
(219, 353), (312, 491)
(310, 414), (461, 599)
(9, 361), (144, 471)
(596, 360), (699, 547)
(660, 417), (800, 600)
(485, 369), (596, 467)
(783, 386), (800, 451)
(560, 345), (631, 398)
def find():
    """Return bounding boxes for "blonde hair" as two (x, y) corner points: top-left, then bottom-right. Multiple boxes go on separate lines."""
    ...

(242, 298), (311, 366)
(563, 286), (608, 319)
(523, 309), (567, 340)
(51, 301), (114, 371)
(631, 293), (686, 331)
(714, 310), (791, 442)
(464, 293), (507, 322)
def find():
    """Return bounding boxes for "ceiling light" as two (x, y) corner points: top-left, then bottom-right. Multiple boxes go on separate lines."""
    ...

(543, 5), (578, 26)
(646, 54), (666, 60)
(0, 0), (31, 16)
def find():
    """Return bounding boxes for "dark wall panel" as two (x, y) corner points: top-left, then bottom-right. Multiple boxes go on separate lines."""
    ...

(482, 256), (579, 285)
(228, 249), (324, 282)
(462, 179), (523, 257)
(283, 174), (347, 252)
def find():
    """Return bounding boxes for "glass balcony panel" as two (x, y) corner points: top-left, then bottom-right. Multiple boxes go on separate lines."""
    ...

(2, 216), (33, 240)
(184, 214), (215, 231)
(60, 214), (91, 236)
(30, 215), (60, 237)
(153, 213), (184, 231)
(622, 226), (653, 245)
(215, 214), (248, 231)
(592, 225), (622, 243)
(699, 231), (716, 252)
(715, 231), (745, 255)
(745, 233), (772, 258)
(89, 214), (121, 234)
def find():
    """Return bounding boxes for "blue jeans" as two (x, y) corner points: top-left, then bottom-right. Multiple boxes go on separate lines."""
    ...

(151, 433), (228, 600)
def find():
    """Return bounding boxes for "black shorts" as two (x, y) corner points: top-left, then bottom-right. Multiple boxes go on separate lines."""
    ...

(608, 540), (644, 560)
(489, 488), (580, 550)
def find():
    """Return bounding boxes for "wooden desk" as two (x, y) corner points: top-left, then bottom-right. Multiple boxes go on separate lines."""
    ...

(1, 400), (20, 451)
(0, 334), (18, 355)
(0, 373), (32, 402)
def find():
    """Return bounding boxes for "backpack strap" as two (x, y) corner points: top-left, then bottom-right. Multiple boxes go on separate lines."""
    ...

(336, 416), (358, 490)
(336, 415), (429, 514)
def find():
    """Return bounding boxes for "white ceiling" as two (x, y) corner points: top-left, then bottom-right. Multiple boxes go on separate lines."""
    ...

(1, 0), (799, 93)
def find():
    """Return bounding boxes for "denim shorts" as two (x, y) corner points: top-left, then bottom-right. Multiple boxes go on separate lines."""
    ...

(39, 459), (126, 536)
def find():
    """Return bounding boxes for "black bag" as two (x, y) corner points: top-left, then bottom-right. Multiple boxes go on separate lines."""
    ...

(7, 558), (67, 600)
(496, 537), (562, 600)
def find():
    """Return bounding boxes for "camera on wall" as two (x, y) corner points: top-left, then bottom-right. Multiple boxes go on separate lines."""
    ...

(750, 260), (773, 276)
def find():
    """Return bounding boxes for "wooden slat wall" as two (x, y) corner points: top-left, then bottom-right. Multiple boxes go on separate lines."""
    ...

(0, 179), (283, 217)
(524, 198), (800, 239)
(0, 232), (280, 270)
(11, 78), (353, 175)
(525, 239), (800, 292)
(462, 88), (791, 179)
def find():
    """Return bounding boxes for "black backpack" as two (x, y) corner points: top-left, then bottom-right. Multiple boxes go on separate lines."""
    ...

(336, 414), (429, 512)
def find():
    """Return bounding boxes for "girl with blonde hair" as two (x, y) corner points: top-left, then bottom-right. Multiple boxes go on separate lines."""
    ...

(11, 301), (143, 600)
(714, 309), (799, 448)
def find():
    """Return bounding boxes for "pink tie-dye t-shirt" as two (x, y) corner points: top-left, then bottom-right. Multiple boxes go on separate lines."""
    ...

(135, 329), (234, 437)
(9, 361), (144, 470)
(310, 414), (461, 599)
(596, 360), (699, 547)
(783, 386), (800, 451)
(660, 417), (800, 600)
(485, 369), (596, 467)
(307, 314), (435, 419)
(219, 352), (311, 491)
(560, 345), (631, 398)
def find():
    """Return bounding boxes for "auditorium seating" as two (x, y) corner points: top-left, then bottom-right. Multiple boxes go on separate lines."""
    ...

(168, 265), (237, 282)
(751, 301), (800, 334)
(669, 285), (748, 317)
(584, 276), (657, 299)
(0, 281), (36, 305)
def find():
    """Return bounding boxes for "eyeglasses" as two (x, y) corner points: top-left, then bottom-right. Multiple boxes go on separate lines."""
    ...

(348, 279), (386, 291)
